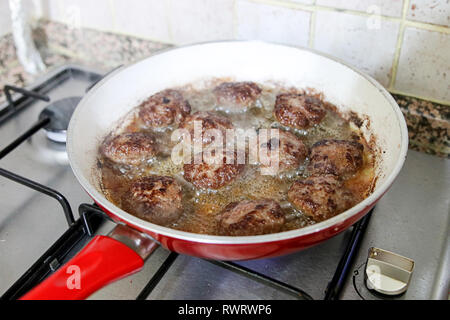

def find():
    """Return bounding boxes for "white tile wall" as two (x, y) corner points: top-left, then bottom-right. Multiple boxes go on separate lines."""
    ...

(407, 0), (450, 27)
(0, 0), (12, 37)
(395, 27), (450, 102)
(236, 0), (311, 47)
(41, 0), (115, 31)
(0, 0), (42, 36)
(167, 0), (234, 44)
(113, 0), (170, 42)
(1, 0), (449, 103)
(40, 0), (60, 23)
(289, 0), (315, 4)
(316, 0), (404, 17)
(314, 11), (400, 86)
(30, 0), (44, 21)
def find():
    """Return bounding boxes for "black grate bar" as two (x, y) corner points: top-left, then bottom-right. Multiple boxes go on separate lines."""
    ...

(79, 203), (115, 236)
(0, 117), (50, 159)
(324, 208), (373, 300)
(0, 85), (51, 124)
(136, 252), (179, 300)
(0, 68), (100, 125)
(208, 260), (314, 300)
(4, 85), (50, 109)
(0, 210), (103, 300)
(0, 167), (75, 226)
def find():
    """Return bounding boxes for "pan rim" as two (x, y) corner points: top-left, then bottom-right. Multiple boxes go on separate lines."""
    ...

(67, 40), (408, 245)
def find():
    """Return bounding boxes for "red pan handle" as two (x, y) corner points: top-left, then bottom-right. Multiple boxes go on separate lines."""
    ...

(20, 235), (144, 300)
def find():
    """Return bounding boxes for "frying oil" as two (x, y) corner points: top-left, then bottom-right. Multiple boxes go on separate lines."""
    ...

(99, 82), (375, 235)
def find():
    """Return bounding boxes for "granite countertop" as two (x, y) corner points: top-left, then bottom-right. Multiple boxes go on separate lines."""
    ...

(1, 20), (448, 158)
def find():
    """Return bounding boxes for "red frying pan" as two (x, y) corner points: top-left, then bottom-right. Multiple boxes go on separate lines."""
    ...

(21, 41), (408, 299)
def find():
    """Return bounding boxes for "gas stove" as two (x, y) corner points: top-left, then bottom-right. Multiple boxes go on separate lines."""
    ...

(0, 64), (448, 300)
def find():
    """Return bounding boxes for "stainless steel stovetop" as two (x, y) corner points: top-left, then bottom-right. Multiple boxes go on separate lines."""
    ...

(0, 65), (448, 300)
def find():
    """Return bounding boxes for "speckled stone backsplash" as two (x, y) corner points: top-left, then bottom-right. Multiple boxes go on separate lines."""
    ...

(0, 20), (448, 158)
(394, 94), (449, 157)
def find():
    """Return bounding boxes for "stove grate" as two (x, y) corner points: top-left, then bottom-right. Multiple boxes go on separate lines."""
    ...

(0, 66), (372, 300)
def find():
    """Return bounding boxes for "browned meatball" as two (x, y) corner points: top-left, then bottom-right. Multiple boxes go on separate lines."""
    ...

(213, 81), (262, 113)
(308, 139), (364, 178)
(100, 132), (158, 166)
(138, 89), (191, 128)
(179, 111), (234, 146)
(217, 199), (285, 236)
(274, 93), (326, 129)
(126, 176), (183, 226)
(183, 151), (244, 190)
(288, 174), (356, 222)
(258, 129), (308, 173)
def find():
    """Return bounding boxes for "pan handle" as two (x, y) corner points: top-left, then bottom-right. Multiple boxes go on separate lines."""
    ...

(19, 235), (145, 300)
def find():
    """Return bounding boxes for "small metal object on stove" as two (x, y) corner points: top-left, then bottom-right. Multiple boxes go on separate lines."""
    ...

(38, 96), (82, 143)
(365, 247), (415, 296)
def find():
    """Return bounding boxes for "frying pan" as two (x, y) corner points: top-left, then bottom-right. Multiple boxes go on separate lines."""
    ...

(21, 41), (408, 299)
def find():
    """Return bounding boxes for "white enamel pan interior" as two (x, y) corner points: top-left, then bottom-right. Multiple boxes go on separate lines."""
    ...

(67, 41), (408, 244)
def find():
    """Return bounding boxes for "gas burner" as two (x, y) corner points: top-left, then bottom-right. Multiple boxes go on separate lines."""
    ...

(38, 96), (82, 143)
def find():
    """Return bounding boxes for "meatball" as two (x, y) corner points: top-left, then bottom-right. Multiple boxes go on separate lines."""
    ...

(258, 129), (308, 174)
(183, 151), (244, 190)
(138, 89), (191, 128)
(308, 139), (364, 178)
(288, 174), (356, 222)
(274, 93), (326, 129)
(179, 111), (234, 146)
(213, 81), (262, 113)
(100, 132), (158, 166)
(217, 199), (285, 236)
(126, 176), (183, 226)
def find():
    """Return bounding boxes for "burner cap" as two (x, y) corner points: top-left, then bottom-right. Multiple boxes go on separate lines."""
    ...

(39, 96), (82, 143)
